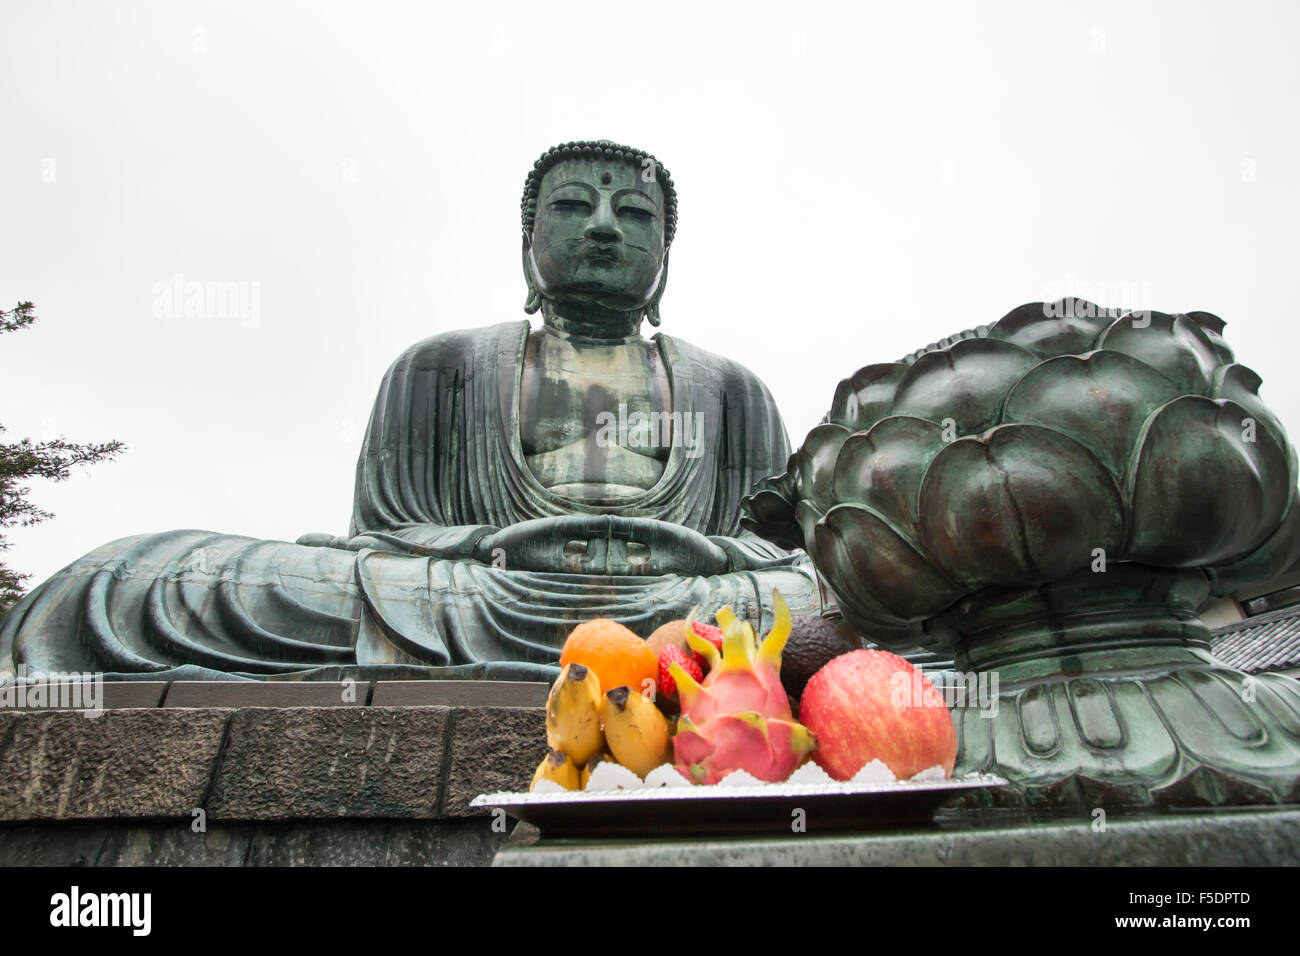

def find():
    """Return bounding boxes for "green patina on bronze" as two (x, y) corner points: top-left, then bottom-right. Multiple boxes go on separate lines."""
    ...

(0, 142), (818, 681)
(742, 298), (1300, 808)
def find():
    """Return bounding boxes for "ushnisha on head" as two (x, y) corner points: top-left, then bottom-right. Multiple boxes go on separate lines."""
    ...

(521, 140), (677, 330)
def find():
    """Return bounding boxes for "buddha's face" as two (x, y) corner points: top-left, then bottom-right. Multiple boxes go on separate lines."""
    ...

(528, 157), (666, 313)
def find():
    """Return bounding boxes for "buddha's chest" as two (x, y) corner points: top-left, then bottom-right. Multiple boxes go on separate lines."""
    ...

(519, 331), (673, 498)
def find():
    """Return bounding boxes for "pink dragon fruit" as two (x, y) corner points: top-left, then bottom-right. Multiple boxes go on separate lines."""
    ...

(669, 591), (817, 784)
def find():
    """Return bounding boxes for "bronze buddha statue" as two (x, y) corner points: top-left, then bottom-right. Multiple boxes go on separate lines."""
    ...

(1, 141), (818, 680)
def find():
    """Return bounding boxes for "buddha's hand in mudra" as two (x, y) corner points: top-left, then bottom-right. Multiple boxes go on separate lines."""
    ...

(473, 515), (729, 576)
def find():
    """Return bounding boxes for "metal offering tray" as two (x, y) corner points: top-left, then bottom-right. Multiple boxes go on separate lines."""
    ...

(471, 772), (1009, 837)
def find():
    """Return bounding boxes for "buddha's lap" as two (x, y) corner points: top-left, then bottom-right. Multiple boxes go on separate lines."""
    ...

(2, 529), (819, 675)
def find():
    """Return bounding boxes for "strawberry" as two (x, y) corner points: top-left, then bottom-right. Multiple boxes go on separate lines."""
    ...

(688, 620), (724, 669)
(658, 644), (703, 699)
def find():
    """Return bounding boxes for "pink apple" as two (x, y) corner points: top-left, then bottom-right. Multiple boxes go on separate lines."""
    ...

(799, 649), (957, 780)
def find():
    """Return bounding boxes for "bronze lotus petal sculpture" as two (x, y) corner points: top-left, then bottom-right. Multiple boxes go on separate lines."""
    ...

(742, 299), (1300, 807)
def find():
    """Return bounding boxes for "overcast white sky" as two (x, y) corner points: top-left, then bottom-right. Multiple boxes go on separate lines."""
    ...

(2, 0), (1299, 585)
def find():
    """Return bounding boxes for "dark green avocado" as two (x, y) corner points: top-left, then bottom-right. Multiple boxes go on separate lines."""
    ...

(781, 615), (865, 700)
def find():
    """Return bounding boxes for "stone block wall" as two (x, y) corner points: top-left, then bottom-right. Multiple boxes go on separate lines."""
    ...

(0, 681), (547, 866)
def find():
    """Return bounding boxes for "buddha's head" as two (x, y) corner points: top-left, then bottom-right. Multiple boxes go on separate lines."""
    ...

(521, 141), (677, 328)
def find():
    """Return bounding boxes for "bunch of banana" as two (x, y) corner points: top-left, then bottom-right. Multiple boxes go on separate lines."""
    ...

(603, 686), (673, 778)
(531, 748), (580, 790)
(532, 663), (606, 791)
(547, 663), (604, 763)
(531, 664), (676, 790)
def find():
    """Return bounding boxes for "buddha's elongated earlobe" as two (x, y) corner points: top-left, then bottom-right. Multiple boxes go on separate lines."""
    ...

(521, 235), (542, 314)
(644, 251), (669, 327)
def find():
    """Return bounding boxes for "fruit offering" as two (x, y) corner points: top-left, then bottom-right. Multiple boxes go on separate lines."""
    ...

(531, 748), (581, 791)
(669, 591), (818, 784)
(799, 649), (956, 781)
(559, 618), (659, 699)
(656, 644), (702, 701)
(647, 617), (724, 671)
(546, 663), (604, 767)
(684, 620), (724, 668)
(603, 686), (673, 778)
(779, 615), (863, 699)
(528, 596), (958, 795)
(646, 619), (691, 656)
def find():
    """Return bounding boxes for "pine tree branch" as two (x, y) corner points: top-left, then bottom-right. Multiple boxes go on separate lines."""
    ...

(0, 300), (127, 615)
(0, 301), (36, 334)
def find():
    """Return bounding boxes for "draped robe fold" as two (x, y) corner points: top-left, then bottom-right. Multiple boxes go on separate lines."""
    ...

(0, 322), (817, 681)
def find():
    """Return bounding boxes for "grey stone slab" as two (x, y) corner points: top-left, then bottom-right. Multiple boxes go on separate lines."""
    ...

(0, 820), (505, 865)
(242, 819), (506, 865)
(96, 822), (255, 866)
(443, 706), (546, 818)
(0, 709), (231, 821)
(383, 818), (509, 866)
(164, 681), (367, 708)
(0, 822), (111, 866)
(244, 821), (396, 865)
(102, 681), (170, 709)
(371, 680), (548, 708)
(493, 807), (1300, 866)
(205, 706), (449, 821)
(0, 681), (168, 711)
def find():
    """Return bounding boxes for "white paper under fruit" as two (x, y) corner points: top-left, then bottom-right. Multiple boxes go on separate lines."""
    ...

(850, 759), (897, 784)
(643, 764), (693, 788)
(785, 761), (836, 785)
(910, 765), (947, 782)
(717, 769), (765, 787)
(541, 759), (951, 796)
(583, 761), (645, 791)
(530, 779), (570, 795)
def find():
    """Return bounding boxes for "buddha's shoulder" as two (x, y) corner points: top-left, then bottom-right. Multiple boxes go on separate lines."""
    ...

(661, 334), (776, 395)
(384, 321), (529, 374)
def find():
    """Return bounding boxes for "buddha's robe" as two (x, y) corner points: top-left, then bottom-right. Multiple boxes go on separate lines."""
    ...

(0, 322), (817, 681)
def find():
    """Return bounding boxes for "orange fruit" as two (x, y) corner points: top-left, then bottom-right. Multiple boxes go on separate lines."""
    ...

(560, 619), (659, 698)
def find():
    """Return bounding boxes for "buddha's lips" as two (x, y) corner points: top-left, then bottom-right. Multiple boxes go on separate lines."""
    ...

(584, 246), (621, 264)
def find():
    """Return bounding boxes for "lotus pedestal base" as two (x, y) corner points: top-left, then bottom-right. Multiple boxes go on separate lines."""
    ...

(948, 569), (1300, 808)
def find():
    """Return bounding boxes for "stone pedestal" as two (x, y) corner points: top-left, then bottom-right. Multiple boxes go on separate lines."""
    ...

(5, 686), (1296, 866)
(494, 806), (1300, 866)
(0, 683), (546, 867)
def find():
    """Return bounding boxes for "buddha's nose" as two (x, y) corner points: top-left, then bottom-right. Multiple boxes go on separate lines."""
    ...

(585, 200), (622, 244)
